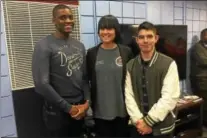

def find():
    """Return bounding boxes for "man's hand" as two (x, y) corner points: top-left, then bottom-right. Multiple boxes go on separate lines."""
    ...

(71, 101), (89, 120)
(69, 105), (79, 116)
(136, 119), (152, 135)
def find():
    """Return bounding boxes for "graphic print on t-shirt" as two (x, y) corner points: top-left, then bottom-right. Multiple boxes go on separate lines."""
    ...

(115, 56), (123, 67)
(58, 45), (83, 77)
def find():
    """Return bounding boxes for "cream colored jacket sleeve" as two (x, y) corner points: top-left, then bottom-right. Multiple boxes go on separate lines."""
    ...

(125, 71), (143, 125)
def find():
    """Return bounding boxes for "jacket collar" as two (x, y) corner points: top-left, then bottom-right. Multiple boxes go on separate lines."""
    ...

(138, 51), (159, 67)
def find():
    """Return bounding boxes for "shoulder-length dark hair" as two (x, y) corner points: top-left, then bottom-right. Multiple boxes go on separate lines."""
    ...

(98, 15), (121, 43)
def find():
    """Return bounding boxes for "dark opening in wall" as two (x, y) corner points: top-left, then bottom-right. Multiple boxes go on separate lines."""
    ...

(12, 88), (46, 137)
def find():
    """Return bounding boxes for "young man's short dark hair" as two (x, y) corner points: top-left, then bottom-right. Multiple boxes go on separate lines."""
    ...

(98, 14), (121, 43)
(52, 4), (71, 18)
(137, 21), (157, 35)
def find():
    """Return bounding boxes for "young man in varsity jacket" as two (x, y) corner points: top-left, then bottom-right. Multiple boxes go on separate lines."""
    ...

(125, 21), (180, 137)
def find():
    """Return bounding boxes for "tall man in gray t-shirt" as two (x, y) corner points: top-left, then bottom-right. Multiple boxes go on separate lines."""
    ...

(32, 4), (90, 137)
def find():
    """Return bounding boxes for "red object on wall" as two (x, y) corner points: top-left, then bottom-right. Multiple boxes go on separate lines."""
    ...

(18, 0), (79, 5)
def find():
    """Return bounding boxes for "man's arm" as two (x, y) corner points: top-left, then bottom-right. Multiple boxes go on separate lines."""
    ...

(192, 44), (207, 67)
(125, 71), (144, 125)
(82, 46), (91, 103)
(71, 46), (91, 120)
(32, 41), (73, 113)
(143, 61), (180, 127)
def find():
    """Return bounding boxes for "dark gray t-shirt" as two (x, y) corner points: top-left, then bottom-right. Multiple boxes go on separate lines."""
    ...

(94, 46), (127, 120)
(32, 34), (90, 113)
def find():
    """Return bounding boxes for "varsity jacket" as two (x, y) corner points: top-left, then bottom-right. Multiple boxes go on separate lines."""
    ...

(125, 51), (180, 136)
(86, 43), (133, 110)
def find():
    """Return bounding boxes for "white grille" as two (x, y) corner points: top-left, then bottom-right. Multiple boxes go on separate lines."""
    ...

(2, 1), (80, 90)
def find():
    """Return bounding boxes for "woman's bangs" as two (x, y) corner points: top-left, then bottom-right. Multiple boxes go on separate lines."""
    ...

(99, 18), (117, 30)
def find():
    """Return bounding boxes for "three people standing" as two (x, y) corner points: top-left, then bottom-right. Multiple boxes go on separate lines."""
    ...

(32, 4), (180, 138)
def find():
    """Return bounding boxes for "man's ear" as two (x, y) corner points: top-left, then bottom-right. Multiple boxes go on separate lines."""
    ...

(155, 35), (159, 43)
(135, 36), (139, 44)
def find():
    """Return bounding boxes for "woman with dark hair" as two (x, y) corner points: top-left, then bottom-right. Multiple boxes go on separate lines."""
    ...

(86, 15), (133, 137)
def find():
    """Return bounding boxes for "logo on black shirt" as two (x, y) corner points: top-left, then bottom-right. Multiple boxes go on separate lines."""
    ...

(115, 56), (123, 67)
